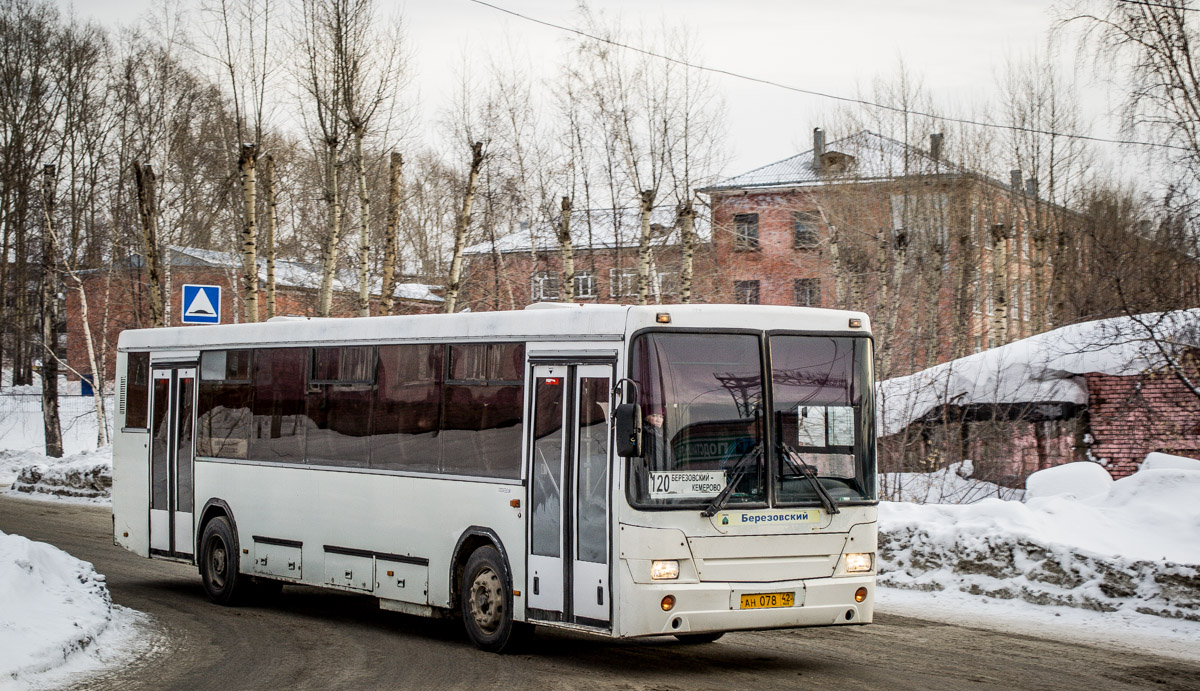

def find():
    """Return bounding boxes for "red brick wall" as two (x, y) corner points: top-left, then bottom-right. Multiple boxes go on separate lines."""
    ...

(1085, 363), (1200, 478)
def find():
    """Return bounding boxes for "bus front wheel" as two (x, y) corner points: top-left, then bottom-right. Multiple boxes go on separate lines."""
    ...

(460, 545), (528, 653)
(199, 515), (251, 605)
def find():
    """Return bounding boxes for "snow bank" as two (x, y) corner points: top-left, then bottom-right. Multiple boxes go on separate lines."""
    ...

(0, 530), (117, 681)
(1142, 452), (1200, 471)
(9, 446), (112, 501)
(881, 460), (1023, 503)
(1023, 461), (1112, 501)
(879, 459), (1200, 620)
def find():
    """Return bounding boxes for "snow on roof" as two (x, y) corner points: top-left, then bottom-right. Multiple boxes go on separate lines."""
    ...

(878, 309), (1200, 436)
(166, 247), (442, 302)
(462, 207), (710, 256)
(706, 130), (966, 191)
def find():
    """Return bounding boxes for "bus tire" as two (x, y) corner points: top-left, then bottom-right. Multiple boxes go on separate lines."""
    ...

(675, 632), (725, 644)
(460, 545), (527, 653)
(198, 515), (251, 606)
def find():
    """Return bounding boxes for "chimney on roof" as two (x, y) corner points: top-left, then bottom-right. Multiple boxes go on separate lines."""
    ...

(813, 128), (825, 172)
(929, 133), (944, 161)
(1026, 177), (1038, 198)
(1010, 169), (1022, 191)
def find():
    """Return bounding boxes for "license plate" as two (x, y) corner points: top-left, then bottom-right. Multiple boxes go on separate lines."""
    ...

(739, 592), (794, 609)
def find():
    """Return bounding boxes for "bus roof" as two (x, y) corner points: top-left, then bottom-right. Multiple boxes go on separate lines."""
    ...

(116, 304), (872, 351)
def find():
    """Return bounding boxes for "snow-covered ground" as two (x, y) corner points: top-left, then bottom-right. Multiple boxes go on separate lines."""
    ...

(877, 456), (1200, 660)
(0, 526), (147, 689)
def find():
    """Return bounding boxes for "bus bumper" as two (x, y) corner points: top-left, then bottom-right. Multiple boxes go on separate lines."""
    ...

(618, 575), (875, 637)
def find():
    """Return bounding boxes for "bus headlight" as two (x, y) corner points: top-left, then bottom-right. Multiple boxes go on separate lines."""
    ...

(844, 553), (873, 573)
(651, 560), (680, 580)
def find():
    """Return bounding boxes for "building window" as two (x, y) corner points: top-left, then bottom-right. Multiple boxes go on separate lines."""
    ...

(655, 271), (678, 297)
(734, 213), (759, 251)
(794, 278), (821, 307)
(531, 271), (559, 301)
(572, 270), (597, 299)
(734, 280), (760, 304)
(793, 212), (820, 248)
(609, 268), (638, 297)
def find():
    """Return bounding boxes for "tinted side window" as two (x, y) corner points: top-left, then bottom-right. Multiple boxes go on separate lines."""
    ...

(197, 350), (253, 459)
(249, 348), (307, 463)
(305, 346), (374, 467)
(371, 344), (443, 473)
(125, 352), (150, 429)
(442, 343), (525, 478)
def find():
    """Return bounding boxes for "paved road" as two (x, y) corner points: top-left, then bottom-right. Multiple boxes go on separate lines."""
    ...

(3, 494), (1199, 691)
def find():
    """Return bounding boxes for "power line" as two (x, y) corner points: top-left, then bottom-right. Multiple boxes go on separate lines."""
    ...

(466, 0), (1193, 154)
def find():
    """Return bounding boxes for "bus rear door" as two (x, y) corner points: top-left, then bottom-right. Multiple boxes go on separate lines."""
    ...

(149, 365), (196, 559)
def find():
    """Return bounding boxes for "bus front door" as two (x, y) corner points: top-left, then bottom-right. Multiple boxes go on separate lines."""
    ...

(527, 363), (613, 628)
(149, 365), (196, 559)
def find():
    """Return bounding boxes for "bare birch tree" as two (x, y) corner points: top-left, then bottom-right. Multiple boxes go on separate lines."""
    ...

(379, 151), (402, 315)
(444, 141), (485, 314)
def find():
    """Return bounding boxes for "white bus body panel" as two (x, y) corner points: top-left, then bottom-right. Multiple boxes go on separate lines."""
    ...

(193, 460), (526, 617)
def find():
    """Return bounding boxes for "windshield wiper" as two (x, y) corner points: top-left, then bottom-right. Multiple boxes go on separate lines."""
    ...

(701, 444), (761, 518)
(778, 440), (840, 515)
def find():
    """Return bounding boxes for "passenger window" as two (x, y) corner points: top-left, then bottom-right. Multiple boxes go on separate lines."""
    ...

(372, 344), (443, 474)
(124, 352), (150, 429)
(306, 346), (375, 468)
(442, 343), (525, 479)
(197, 350), (253, 459)
(249, 348), (307, 463)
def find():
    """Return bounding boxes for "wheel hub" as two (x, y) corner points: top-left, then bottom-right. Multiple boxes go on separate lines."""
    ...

(468, 567), (504, 634)
(209, 540), (228, 589)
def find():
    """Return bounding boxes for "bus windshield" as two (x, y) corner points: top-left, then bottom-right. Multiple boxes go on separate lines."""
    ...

(629, 332), (767, 508)
(628, 332), (876, 509)
(770, 335), (875, 504)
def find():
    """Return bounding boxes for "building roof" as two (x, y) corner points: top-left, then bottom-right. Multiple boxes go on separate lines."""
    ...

(462, 207), (711, 256)
(704, 130), (969, 192)
(878, 309), (1200, 436)
(132, 246), (442, 303)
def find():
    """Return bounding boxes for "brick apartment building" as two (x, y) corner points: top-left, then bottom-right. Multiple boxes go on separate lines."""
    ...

(701, 129), (1085, 378)
(65, 246), (441, 380)
(458, 208), (714, 311)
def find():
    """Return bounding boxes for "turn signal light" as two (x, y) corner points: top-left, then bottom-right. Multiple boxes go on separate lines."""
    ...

(661, 595), (676, 611)
(855, 587), (868, 603)
(656, 313), (671, 323)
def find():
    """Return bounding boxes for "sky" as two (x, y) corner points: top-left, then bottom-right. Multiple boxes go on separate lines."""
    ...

(63, 0), (1110, 178)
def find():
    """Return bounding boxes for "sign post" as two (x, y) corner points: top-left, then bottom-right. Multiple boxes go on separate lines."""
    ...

(181, 284), (221, 325)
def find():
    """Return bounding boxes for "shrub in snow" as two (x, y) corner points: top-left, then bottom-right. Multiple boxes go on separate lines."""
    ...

(1024, 462), (1113, 501)
(879, 460), (1023, 504)
(0, 530), (115, 680)
(9, 446), (112, 500)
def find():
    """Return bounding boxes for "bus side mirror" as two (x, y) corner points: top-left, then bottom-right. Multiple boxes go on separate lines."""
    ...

(615, 403), (643, 458)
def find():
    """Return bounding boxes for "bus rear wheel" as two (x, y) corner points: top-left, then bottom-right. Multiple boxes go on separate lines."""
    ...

(675, 632), (725, 644)
(460, 545), (527, 653)
(199, 515), (251, 606)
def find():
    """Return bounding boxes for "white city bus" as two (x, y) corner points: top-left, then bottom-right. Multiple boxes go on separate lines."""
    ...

(112, 304), (877, 652)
